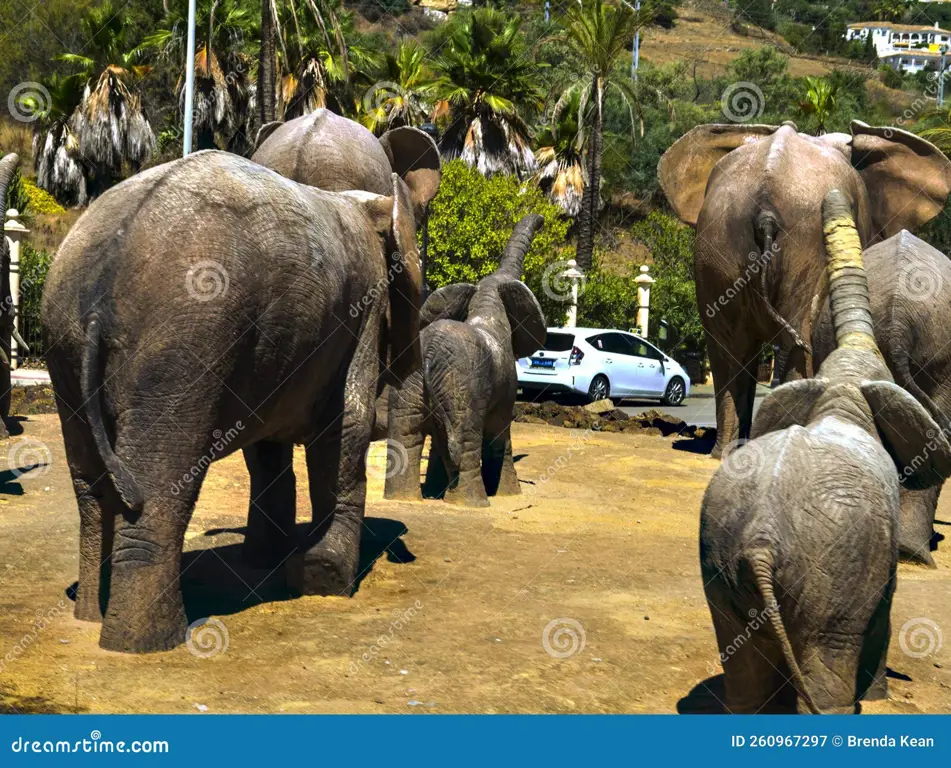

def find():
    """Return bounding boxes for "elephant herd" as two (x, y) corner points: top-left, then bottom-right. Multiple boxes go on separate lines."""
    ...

(0, 110), (948, 714)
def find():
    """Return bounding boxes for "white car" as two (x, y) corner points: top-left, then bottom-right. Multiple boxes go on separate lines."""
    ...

(517, 327), (691, 405)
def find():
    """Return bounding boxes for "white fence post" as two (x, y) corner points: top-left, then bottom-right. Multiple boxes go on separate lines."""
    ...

(560, 259), (584, 328)
(634, 264), (654, 338)
(5, 208), (29, 370)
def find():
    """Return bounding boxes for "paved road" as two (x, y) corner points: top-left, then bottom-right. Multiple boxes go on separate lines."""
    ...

(617, 382), (772, 428)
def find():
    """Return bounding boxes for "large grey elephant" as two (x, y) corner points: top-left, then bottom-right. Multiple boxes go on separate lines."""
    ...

(659, 120), (951, 458)
(42, 150), (436, 653)
(251, 108), (440, 441)
(385, 215), (547, 507)
(813, 230), (951, 566)
(700, 190), (951, 713)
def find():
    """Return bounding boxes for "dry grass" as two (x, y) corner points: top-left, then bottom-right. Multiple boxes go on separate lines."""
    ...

(0, 119), (34, 170)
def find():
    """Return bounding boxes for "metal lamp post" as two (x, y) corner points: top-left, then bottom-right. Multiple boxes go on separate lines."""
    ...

(183, 0), (197, 156)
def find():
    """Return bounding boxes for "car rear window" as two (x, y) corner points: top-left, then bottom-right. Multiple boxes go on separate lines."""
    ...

(542, 332), (574, 352)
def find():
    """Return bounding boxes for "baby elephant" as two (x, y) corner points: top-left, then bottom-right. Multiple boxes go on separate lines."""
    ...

(700, 190), (951, 713)
(385, 215), (547, 506)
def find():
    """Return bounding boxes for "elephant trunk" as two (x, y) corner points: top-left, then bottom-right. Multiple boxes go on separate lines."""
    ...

(821, 189), (879, 356)
(496, 214), (545, 280)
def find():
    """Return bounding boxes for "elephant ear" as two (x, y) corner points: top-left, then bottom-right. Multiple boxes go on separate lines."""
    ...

(253, 121), (285, 155)
(849, 121), (951, 240)
(379, 127), (442, 220)
(658, 123), (779, 226)
(750, 378), (828, 439)
(356, 175), (424, 385)
(420, 284), (476, 329)
(861, 380), (951, 490)
(498, 280), (546, 360)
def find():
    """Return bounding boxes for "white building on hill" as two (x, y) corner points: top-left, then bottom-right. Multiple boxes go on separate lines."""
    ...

(846, 21), (951, 72)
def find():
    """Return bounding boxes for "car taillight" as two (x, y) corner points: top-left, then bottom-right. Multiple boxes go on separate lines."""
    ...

(569, 346), (584, 365)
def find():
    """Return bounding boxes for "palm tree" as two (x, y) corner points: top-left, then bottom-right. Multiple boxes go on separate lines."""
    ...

(558, 0), (654, 271)
(143, 0), (257, 152)
(360, 41), (436, 134)
(275, 0), (377, 120)
(431, 8), (544, 177)
(797, 76), (839, 136)
(533, 85), (588, 217)
(914, 104), (951, 154)
(32, 74), (88, 206)
(52, 2), (156, 199)
(873, 0), (916, 22)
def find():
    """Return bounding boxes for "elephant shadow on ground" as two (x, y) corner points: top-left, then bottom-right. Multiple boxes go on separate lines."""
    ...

(672, 430), (717, 456)
(64, 517), (415, 623)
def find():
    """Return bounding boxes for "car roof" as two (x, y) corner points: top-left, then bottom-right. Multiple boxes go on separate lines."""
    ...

(545, 327), (649, 341)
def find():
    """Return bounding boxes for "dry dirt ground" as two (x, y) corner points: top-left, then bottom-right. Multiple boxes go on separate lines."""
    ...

(0, 413), (949, 714)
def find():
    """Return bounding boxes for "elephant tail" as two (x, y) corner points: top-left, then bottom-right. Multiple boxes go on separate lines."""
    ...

(81, 313), (144, 511)
(749, 547), (822, 714)
(754, 210), (812, 359)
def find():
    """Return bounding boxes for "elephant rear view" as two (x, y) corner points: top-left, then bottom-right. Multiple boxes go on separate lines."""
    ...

(700, 189), (951, 713)
(42, 151), (432, 653)
(659, 121), (951, 458)
(385, 215), (547, 507)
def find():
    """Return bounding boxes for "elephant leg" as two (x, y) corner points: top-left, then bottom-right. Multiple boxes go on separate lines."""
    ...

(289, 324), (379, 596)
(708, 334), (759, 459)
(859, 587), (894, 702)
(384, 370), (425, 501)
(58, 412), (118, 622)
(482, 423), (520, 497)
(243, 440), (297, 568)
(712, 610), (784, 714)
(444, 425), (489, 508)
(422, 431), (452, 499)
(797, 641), (861, 714)
(99, 488), (197, 653)
(898, 484), (941, 567)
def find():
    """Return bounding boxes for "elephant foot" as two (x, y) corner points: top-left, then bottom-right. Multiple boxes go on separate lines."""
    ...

(862, 677), (889, 702)
(98, 604), (187, 654)
(383, 486), (423, 502)
(444, 484), (490, 508)
(494, 474), (522, 496)
(899, 547), (937, 568)
(286, 527), (360, 597)
(711, 444), (724, 460)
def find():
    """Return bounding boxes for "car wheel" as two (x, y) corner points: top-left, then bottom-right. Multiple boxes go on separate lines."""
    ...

(662, 376), (686, 406)
(587, 375), (610, 402)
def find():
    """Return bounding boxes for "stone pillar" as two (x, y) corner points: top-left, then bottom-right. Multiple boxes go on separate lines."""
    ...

(5, 209), (29, 370)
(560, 259), (585, 328)
(634, 264), (654, 338)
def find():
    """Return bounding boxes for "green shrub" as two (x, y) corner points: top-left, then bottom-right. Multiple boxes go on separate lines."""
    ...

(18, 244), (53, 358)
(424, 160), (571, 325)
(5, 169), (30, 217)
